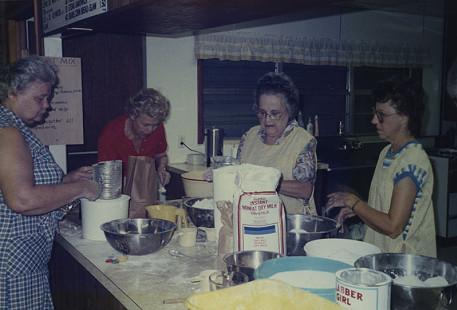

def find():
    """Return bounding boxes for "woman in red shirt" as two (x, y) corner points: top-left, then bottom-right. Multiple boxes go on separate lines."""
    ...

(98, 88), (171, 186)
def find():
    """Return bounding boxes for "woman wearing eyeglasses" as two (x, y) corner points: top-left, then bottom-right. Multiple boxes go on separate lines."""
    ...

(237, 72), (318, 215)
(326, 77), (436, 257)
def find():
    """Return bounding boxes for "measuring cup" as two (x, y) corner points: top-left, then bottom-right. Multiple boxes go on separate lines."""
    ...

(177, 227), (197, 247)
(209, 271), (249, 291)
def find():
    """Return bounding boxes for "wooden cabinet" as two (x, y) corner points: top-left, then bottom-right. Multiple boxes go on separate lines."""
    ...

(443, 0), (457, 120)
(430, 155), (457, 238)
(166, 170), (186, 200)
(49, 242), (127, 310)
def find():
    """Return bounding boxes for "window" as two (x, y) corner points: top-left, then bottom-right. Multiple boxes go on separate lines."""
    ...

(200, 59), (417, 140)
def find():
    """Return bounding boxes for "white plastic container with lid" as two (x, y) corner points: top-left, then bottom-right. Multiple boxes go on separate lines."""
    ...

(304, 238), (381, 266)
(81, 194), (130, 240)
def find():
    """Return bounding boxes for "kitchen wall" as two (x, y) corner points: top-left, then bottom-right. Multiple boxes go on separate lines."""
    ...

(148, 9), (444, 164)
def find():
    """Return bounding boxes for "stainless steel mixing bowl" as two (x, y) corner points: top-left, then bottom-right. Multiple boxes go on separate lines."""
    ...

(183, 197), (214, 228)
(100, 218), (176, 255)
(286, 214), (339, 256)
(223, 250), (284, 281)
(355, 253), (457, 310)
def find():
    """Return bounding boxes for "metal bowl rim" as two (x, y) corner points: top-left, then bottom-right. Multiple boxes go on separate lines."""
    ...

(354, 253), (457, 287)
(183, 197), (214, 208)
(100, 218), (177, 235)
(286, 214), (340, 232)
(223, 250), (285, 263)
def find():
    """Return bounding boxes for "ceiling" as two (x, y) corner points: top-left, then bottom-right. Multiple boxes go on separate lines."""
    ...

(1, 1), (34, 20)
(1, 0), (448, 37)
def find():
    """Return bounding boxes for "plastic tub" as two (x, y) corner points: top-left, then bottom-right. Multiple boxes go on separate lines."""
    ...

(81, 194), (130, 240)
(254, 256), (352, 302)
(304, 238), (381, 266)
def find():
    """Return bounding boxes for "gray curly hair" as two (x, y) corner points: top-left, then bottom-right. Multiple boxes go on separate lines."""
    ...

(125, 88), (170, 122)
(0, 55), (59, 103)
(253, 72), (300, 120)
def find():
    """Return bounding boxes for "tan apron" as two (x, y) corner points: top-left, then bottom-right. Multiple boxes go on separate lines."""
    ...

(364, 143), (436, 257)
(240, 125), (317, 215)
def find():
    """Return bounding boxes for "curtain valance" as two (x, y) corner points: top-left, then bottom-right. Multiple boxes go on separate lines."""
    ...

(195, 32), (432, 68)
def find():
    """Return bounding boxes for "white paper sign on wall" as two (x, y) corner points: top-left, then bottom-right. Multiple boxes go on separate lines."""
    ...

(31, 57), (83, 146)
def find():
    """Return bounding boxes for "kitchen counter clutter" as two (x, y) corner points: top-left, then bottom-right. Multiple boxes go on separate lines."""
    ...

(168, 162), (329, 175)
(53, 212), (217, 310)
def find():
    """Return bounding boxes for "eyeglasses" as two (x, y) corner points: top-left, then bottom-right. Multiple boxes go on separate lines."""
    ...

(257, 109), (287, 120)
(372, 107), (398, 123)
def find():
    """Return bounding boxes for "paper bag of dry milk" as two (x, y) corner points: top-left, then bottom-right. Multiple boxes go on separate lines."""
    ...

(233, 164), (286, 254)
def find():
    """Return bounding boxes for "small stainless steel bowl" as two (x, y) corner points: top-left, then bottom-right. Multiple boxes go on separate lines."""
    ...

(223, 250), (284, 281)
(183, 197), (214, 228)
(100, 218), (176, 255)
(286, 214), (339, 256)
(355, 253), (457, 310)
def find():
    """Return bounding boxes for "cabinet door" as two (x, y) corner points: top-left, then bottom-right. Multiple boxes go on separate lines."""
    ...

(430, 156), (449, 238)
(62, 32), (144, 169)
(167, 171), (186, 200)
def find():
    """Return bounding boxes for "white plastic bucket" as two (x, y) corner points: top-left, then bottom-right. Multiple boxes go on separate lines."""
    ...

(304, 238), (381, 266)
(336, 268), (391, 309)
(81, 194), (130, 240)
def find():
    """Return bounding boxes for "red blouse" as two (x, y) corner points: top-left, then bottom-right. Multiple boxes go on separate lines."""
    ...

(97, 115), (168, 175)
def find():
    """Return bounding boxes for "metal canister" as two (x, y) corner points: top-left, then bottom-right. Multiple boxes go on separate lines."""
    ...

(336, 268), (391, 310)
(92, 160), (123, 200)
(205, 127), (224, 167)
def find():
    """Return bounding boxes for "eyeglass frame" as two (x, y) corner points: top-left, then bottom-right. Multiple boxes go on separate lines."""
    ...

(371, 107), (398, 123)
(257, 109), (287, 120)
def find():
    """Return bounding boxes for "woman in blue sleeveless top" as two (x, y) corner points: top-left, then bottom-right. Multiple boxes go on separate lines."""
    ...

(0, 55), (100, 309)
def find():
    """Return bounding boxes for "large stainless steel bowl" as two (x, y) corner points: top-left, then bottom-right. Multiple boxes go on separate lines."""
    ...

(223, 250), (284, 281)
(286, 214), (339, 256)
(355, 253), (457, 310)
(183, 197), (214, 228)
(100, 218), (176, 255)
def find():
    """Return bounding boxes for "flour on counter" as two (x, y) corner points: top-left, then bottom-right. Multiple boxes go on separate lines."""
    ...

(269, 270), (336, 289)
(393, 274), (448, 287)
(191, 198), (214, 210)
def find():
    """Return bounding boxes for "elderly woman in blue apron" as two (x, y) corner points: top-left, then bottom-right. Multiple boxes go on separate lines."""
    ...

(0, 55), (100, 308)
(326, 77), (436, 257)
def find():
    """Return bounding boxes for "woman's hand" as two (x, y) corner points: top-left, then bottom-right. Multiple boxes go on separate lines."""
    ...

(325, 192), (358, 212)
(78, 178), (101, 201)
(157, 166), (171, 186)
(325, 192), (359, 232)
(202, 167), (213, 181)
(63, 166), (93, 183)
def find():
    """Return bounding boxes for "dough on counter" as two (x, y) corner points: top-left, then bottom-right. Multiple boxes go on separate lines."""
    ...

(185, 279), (344, 310)
(269, 270), (335, 289)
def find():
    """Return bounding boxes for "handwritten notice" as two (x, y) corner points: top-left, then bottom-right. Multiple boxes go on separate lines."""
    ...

(31, 57), (83, 146)
(42, 0), (108, 34)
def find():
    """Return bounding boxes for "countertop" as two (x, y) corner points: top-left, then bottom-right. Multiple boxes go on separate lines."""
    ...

(56, 212), (218, 310)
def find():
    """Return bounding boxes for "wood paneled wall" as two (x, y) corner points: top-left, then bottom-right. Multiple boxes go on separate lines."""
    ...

(62, 32), (145, 159)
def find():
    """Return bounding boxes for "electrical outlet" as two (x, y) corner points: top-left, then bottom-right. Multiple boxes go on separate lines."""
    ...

(178, 135), (185, 148)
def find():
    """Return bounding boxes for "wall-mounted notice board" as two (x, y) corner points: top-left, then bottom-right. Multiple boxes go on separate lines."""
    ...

(42, 0), (108, 34)
(31, 57), (83, 146)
